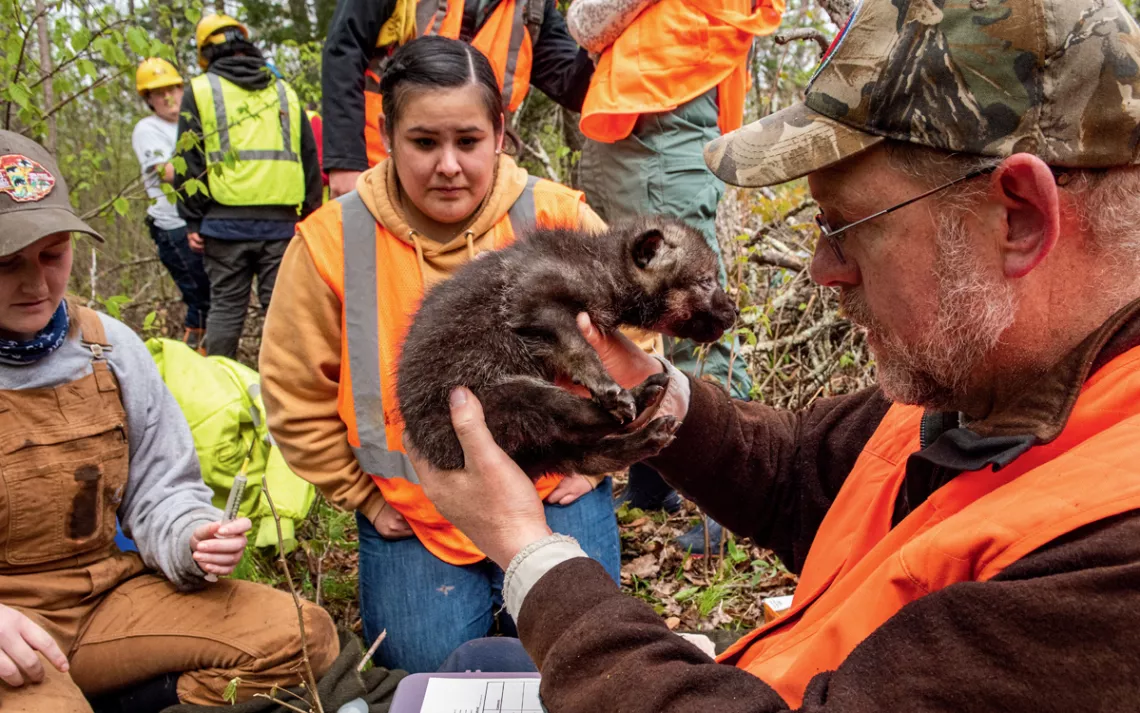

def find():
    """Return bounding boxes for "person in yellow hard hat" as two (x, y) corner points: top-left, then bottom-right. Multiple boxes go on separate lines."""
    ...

(132, 58), (211, 351)
(174, 15), (321, 360)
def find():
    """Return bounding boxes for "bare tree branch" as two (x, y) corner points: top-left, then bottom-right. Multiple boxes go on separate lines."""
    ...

(774, 28), (830, 55)
(520, 140), (561, 183)
(27, 18), (133, 91)
(40, 68), (129, 122)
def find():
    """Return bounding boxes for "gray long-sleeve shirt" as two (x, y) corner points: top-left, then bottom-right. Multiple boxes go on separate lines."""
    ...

(0, 311), (220, 590)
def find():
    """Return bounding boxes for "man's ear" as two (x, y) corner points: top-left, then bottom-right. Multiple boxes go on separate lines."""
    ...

(632, 229), (664, 269)
(379, 114), (391, 155)
(992, 154), (1061, 279)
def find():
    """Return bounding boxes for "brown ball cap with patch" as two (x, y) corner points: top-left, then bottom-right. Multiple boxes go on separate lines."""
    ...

(0, 130), (103, 257)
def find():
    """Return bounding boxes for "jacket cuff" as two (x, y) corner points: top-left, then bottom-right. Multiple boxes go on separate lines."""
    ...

(503, 534), (588, 620)
(185, 219), (201, 234)
(357, 490), (388, 526)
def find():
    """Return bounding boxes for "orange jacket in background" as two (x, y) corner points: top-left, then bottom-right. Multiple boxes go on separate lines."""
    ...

(580, 0), (785, 143)
(364, 0), (536, 165)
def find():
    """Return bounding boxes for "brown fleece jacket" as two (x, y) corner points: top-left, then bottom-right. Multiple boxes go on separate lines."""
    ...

(516, 299), (1140, 712)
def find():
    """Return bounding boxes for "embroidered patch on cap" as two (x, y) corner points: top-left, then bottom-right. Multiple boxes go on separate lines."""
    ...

(0, 154), (55, 203)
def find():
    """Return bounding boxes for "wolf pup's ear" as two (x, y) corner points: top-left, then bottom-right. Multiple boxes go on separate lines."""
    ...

(632, 228), (664, 269)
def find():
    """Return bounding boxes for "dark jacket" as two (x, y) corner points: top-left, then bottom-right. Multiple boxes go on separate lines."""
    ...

(321, 0), (593, 173)
(517, 298), (1140, 712)
(175, 56), (323, 234)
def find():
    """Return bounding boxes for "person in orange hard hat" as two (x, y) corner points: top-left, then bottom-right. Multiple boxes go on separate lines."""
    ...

(131, 58), (211, 352)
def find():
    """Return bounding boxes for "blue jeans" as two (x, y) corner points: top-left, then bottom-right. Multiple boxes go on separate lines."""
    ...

(438, 637), (537, 673)
(357, 477), (620, 673)
(146, 219), (211, 329)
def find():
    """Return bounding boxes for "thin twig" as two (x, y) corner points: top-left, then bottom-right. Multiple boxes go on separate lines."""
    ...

(262, 480), (326, 713)
(358, 630), (388, 672)
(252, 693), (310, 713)
(80, 175), (145, 221)
(97, 256), (160, 280)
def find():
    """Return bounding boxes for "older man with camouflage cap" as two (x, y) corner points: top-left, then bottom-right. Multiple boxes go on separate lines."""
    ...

(403, 0), (1140, 709)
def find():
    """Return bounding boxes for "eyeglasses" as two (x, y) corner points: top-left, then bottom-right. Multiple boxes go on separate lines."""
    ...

(814, 165), (997, 264)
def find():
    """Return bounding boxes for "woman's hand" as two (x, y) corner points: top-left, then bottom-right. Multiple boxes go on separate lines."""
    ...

(407, 387), (552, 569)
(190, 517), (251, 577)
(544, 474), (596, 506)
(371, 502), (414, 540)
(0, 603), (68, 687)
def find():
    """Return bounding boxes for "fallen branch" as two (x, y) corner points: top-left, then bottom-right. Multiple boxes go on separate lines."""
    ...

(262, 480), (326, 713)
(749, 250), (806, 272)
(741, 312), (840, 356)
(773, 28), (830, 55)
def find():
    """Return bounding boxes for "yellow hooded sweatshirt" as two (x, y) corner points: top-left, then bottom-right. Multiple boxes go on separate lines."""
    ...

(260, 155), (622, 524)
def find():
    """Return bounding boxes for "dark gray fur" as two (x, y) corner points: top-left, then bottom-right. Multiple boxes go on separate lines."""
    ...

(396, 216), (738, 476)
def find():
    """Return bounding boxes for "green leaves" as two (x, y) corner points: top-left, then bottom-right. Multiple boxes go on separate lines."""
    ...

(99, 295), (131, 320)
(183, 177), (210, 198)
(126, 26), (149, 56)
(112, 196), (129, 216)
(5, 83), (31, 110)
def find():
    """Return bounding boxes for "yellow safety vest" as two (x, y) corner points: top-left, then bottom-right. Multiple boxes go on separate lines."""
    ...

(190, 72), (304, 207)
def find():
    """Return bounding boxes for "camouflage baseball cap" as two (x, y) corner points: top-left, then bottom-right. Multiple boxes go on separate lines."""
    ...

(707, 0), (1140, 187)
(0, 130), (103, 257)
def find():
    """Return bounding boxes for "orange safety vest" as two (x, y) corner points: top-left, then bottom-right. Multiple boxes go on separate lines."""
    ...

(579, 0), (784, 143)
(297, 175), (586, 564)
(719, 345), (1140, 706)
(364, 0), (540, 166)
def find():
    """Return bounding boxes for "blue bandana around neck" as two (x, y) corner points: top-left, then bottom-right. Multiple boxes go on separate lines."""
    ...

(0, 302), (70, 365)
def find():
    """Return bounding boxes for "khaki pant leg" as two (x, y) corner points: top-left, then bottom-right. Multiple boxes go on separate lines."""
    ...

(0, 609), (92, 713)
(67, 574), (339, 705)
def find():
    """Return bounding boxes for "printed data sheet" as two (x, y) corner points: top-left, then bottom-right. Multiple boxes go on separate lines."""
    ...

(420, 677), (542, 713)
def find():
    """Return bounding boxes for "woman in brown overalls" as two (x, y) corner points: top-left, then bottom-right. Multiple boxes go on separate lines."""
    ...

(0, 133), (338, 711)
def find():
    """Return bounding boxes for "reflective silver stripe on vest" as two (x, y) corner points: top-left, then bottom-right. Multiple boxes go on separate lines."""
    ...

(339, 191), (420, 484)
(206, 73), (300, 163)
(507, 174), (539, 238)
(416, 0), (449, 35)
(500, 0), (530, 110)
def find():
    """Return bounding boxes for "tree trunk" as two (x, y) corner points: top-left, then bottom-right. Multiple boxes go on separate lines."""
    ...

(34, 0), (55, 152)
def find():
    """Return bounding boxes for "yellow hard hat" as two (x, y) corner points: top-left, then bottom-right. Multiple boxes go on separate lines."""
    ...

(136, 57), (183, 96)
(195, 13), (249, 70)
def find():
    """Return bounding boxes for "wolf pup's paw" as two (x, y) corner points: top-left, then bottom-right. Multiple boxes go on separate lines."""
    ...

(596, 383), (637, 424)
(630, 372), (670, 415)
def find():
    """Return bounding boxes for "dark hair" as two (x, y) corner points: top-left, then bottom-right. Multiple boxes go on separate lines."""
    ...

(380, 36), (506, 141)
